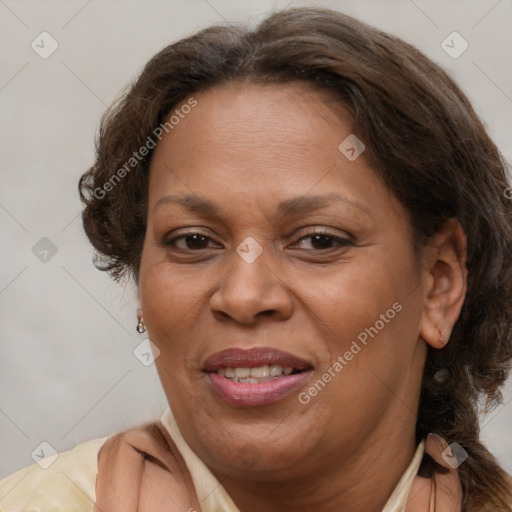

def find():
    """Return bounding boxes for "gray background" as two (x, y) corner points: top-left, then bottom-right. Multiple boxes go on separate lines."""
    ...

(1, 0), (511, 479)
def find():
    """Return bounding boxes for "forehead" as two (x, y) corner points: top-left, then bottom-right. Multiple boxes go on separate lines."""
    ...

(145, 81), (411, 246)
(148, 82), (358, 188)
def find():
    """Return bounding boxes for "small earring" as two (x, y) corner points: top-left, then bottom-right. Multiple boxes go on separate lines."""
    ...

(438, 330), (445, 344)
(136, 318), (147, 334)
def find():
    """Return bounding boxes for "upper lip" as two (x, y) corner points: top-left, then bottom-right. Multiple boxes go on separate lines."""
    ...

(203, 347), (313, 372)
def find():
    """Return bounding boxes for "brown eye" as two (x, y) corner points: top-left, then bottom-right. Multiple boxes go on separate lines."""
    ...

(291, 231), (353, 251)
(165, 232), (218, 250)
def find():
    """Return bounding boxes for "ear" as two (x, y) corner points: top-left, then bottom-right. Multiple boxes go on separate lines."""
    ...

(419, 219), (468, 349)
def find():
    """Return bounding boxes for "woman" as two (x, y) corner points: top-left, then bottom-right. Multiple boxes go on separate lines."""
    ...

(1, 6), (511, 511)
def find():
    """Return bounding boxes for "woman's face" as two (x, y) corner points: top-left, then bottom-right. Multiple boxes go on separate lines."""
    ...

(139, 82), (428, 479)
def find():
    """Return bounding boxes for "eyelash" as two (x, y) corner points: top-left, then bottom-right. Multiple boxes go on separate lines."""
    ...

(164, 229), (353, 252)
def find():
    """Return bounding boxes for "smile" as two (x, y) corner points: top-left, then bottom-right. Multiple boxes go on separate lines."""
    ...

(217, 364), (294, 382)
(203, 347), (313, 407)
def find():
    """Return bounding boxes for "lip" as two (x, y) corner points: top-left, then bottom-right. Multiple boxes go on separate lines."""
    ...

(203, 347), (314, 407)
(207, 371), (312, 407)
(203, 347), (312, 372)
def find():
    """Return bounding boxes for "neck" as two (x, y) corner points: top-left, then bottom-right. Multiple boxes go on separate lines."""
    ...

(213, 422), (417, 512)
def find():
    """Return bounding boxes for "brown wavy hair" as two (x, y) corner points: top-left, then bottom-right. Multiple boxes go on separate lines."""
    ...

(79, 7), (512, 510)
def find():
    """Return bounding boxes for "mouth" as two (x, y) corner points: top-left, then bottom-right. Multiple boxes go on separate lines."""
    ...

(203, 347), (313, 407)
(216, 364), (298, 383)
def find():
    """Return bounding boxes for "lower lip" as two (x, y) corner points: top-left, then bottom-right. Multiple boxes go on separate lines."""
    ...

(206, 371), (312, 407)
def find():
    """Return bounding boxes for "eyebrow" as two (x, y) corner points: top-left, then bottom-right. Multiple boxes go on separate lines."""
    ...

(153, 192), (373, 219)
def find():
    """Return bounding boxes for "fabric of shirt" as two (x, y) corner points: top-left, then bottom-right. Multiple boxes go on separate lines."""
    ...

(0, 436), (107, 511)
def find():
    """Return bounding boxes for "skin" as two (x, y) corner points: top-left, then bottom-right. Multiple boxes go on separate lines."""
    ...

(138, 82), (467, 512)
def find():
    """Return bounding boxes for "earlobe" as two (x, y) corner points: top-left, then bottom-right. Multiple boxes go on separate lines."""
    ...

(419, 219), (468, 350)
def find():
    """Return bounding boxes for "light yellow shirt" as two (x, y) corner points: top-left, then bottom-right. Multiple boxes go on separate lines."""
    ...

(0, 408), (424, 512)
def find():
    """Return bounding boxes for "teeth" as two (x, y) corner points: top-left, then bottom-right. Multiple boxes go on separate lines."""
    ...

(269, 364), (283, 377)
(235, 368), (251, 378)
(250, 364), (270, 378)
(217, 365), (295, 381)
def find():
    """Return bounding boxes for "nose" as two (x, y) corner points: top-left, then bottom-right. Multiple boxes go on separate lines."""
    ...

(209, 248), (294, 325)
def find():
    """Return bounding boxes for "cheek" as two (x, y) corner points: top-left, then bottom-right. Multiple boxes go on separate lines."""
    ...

(138, 266), (203, 406)
(321, 263), (422, 398)
(138, 254), (201, 351)
(308, 249), (423, 401)
(139, 266), (184, 328)
(306, 291), (422, 453)
(300, 252), (415, 348)
(138, 248), (228, 385)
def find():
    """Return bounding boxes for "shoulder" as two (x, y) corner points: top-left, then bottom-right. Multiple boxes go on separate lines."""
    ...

(0, 421), (201, 512)
(95, 421), (201, 510)
(0, 436), (108, 512)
